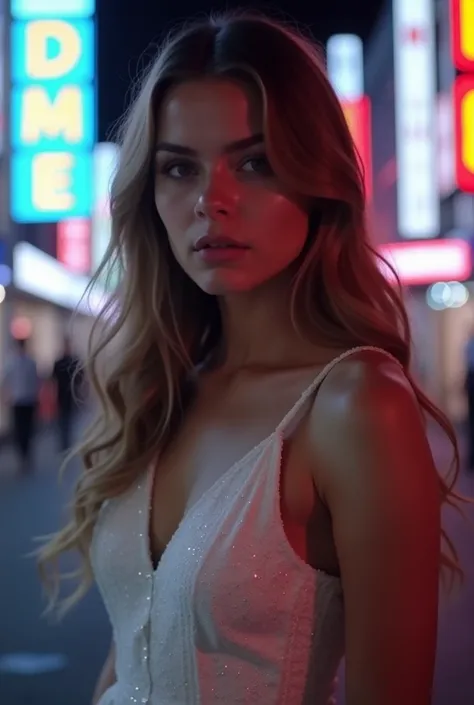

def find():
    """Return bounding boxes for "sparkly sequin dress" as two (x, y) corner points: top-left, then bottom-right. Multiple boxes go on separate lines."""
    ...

(90, 347), (395, 704)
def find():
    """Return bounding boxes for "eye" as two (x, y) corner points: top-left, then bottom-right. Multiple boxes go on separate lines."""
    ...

(159, 160), (198, 180)
(239, 154), (273, 176)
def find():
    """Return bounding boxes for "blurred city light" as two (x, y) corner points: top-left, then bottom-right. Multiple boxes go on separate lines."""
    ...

(379, 239), (472, 286)
(392, 0), (439, 237)
(426, 281), (470, 310)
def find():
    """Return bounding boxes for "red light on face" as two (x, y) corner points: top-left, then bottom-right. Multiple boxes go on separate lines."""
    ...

(379, 239), (472, 286)
(450, 0), (474, 71)
(454, 74), (474, 193)
(342, 96), (373, 201)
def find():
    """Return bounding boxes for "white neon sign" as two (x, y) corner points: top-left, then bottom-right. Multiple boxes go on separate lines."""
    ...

(326, 34), (364, 101)
(379, 239), (471, 285)
(393, 0), (440, 238)
(13, 241), (105, 314)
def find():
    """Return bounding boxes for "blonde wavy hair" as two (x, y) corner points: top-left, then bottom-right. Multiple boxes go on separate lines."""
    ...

(37, 10), (469, 618)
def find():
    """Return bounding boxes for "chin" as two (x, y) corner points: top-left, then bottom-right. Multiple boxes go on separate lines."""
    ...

(195, 272), (255, 296)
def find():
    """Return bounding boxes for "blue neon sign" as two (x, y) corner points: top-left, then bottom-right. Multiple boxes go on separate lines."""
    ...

(10, 2), (96, 223)
(11, 0), (95, 19)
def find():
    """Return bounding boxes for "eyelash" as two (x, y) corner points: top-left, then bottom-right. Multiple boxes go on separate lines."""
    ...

(159, 153), (273, 180)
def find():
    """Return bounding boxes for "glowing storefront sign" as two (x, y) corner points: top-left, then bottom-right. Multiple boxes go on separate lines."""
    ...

(393, 0), (439, 239)
(91, 142), (120, 290)
(450, 0), (474, 72)
(327, 34), (373, 201)
(341, 97), (373, 201)
(454, 75), (474, 192)
(379, 239), (472, 286)
(57, 217), (91, 274)
(11, 0), (94, 18)
(326, 34), (364, 101)
(13, 241), (104, 314)
(10, 2), (95, 223)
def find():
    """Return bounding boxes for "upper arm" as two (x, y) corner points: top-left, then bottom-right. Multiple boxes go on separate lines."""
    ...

(310, 352), (440, 705)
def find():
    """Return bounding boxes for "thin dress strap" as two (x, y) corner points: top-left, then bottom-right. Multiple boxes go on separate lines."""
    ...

(275, 345), (404, 438)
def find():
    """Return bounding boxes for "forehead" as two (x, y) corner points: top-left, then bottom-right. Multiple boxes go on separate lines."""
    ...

(155, 78), (263, 147)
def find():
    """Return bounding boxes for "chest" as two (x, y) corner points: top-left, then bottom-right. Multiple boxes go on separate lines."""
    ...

(149, 378), (339, 577)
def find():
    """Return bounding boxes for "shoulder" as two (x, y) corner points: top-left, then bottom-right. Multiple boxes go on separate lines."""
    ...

(311, 348), (418, 441)
(308, 347), (436, 504)
(307, 349), (441, 703)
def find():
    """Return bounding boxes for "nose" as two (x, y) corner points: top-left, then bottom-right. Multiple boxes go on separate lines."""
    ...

(194, 171), (238, 221)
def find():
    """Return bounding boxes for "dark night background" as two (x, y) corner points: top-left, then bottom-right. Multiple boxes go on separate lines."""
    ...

(96, 0), (384, 142)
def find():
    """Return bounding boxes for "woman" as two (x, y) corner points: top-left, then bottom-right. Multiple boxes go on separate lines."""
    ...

(38, 11), (467, 705)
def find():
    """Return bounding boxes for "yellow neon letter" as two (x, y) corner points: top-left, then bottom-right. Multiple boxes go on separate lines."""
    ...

(25, 20), (81, 80)
(32, 153), (75, 212)
(460, 0), (474, 62)
(461, 88), (474, 173)
(21, 86), (83, 144)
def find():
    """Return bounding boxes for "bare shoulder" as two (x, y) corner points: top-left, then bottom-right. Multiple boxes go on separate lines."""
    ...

(308, 348), (440, 705)
(309, 348), (428, 492)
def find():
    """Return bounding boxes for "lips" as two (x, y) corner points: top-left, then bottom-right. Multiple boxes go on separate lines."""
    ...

(194, 234), (249, 251)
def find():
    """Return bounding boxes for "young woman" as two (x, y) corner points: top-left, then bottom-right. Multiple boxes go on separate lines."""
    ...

(38, 11), (466, 705)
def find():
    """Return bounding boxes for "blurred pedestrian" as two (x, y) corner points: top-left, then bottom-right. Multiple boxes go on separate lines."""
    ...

(465, 331), (474, 471)
(51, 337), (84, 452)
(1, 337), (39, 472)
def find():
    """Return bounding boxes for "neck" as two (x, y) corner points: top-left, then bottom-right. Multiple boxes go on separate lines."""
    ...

(212, 279), (325, 373)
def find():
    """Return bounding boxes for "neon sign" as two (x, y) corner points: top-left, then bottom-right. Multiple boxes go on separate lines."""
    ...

(341, 97), (373, 201)
(392, 0), (439, 239)
(57, 218), (91, 274)
(379, 239), (472, 286)
(450, 0), (474, 72)
(326, 36), (373, 203)
(10, 0), (95, 223)
(454, 74), (474, 192)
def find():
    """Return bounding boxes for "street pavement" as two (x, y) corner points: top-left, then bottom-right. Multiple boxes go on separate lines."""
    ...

(0, 419), (473, 705)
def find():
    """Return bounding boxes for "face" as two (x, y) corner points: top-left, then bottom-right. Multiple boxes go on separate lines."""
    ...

(154, 78), (311, 296)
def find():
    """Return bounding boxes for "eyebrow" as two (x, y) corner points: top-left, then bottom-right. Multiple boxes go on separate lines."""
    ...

(155, 133), (264, 156)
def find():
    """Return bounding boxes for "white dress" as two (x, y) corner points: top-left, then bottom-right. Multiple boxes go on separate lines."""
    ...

(90, 346), (399, 704)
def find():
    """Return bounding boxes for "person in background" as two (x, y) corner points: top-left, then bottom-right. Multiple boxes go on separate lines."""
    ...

(1, 337), (39, 472)
(465, 331), (474, 471)
(52, 337), (84, 452)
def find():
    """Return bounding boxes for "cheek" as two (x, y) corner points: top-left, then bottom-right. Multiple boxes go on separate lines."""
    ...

(154, 189), (190, 251)
(258, 195), (309, 255)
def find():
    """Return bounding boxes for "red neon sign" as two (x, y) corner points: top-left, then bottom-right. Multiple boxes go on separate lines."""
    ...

(450, 0), (474, 72)
(57, 218), (91, 274)
(379, 239), (472, 287)
(342, 96), (373, 200)
(454, 74), (474, 193)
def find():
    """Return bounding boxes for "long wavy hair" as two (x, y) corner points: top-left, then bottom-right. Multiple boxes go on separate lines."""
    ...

(37, 10), (469, 618)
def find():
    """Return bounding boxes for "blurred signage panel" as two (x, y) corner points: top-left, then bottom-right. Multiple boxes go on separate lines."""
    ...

(10, 0), (96, 223)
(393, 0), (440, 238)
(341, 97), (373, 201)
(454, 75), (474, 192)
(92, 142), (120, 290)
(326, 34), (364, 101)
(450, 0), (474, 72)
(437, 92), (457, 197)
(327, 34), (372, 200)
(13, 241), (104, 314)
(0, 11), (4, 156)
(379, 239), (472, 286)
(57, 217), (90, 274)
(11, 0), (94, 17)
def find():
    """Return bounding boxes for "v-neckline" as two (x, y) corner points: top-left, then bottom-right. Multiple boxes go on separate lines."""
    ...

(141, 347), (371, 576)
(144, 431), (277, 575)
